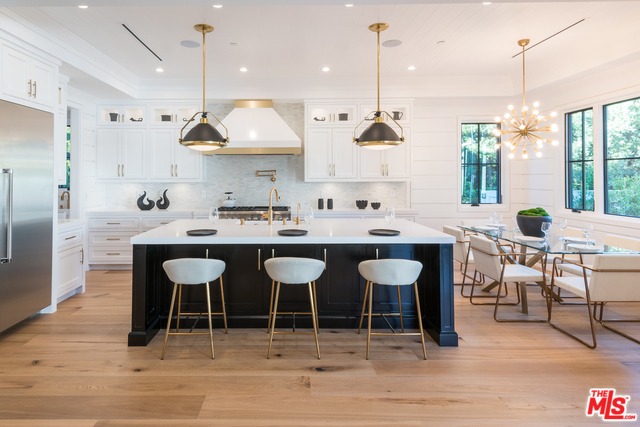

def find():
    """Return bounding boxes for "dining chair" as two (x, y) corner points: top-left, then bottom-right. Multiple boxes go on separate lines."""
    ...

(549, 254), (640, 348)
(556, 233), (640, 277)
(442, 226), (476, 291)
(469, 235), (551, 322)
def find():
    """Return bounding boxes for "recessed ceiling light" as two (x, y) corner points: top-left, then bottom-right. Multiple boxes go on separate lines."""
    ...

(180, 40), (200, 48)
(213, 4), (223, 8)
(78, 4), (88, 9)
(322, 66), (330, 72)
(437, 40), (446, 45)
(345, 3), (354, 7)
(240, 67), (248, 73)
(408, 65), (416, 71)
(382, 39), (402, 48)
(156, 67), (164, 73)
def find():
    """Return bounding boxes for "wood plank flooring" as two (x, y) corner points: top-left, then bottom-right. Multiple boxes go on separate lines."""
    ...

(1, 268), (640, 426)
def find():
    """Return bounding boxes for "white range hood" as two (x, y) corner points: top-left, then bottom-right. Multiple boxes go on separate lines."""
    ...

(215, 100), (301, 155)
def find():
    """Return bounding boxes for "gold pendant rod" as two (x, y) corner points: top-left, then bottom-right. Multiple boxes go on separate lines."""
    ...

(518, 38), (529, 110)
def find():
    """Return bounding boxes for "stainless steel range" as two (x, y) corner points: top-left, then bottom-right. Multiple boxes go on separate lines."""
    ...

(218, 206), (291, 221)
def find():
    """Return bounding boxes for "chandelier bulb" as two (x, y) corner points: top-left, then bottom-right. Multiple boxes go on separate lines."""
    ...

(550, 111), (558, 118)
(508, 105), (515, 111)
(551, 124), (559, 132)
(533, 101), (540, 108)
(536, 151), (543, 158)
(552, 140), (559, 146)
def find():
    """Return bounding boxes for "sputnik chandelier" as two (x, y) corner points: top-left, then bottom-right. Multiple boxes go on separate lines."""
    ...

(493, 38), (558, 159)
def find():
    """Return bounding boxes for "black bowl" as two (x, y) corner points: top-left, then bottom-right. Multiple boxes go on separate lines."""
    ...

(356, 200), (368, 209)
(371, 202), (381, 210)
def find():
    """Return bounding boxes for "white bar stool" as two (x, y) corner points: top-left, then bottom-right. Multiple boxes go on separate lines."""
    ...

(357, 259), (427, 360)
(264, 257), (325, 359)
(161, 258), (226, 359)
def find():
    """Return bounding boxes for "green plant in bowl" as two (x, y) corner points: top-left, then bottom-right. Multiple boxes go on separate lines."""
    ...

(516, 207), (552, 237)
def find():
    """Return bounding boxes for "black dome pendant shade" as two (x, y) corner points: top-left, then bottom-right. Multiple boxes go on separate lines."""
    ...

(353, 23), (404, 150)
(179, 24), (229, 152)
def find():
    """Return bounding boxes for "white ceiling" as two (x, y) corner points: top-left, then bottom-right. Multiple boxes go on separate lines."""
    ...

(3, 0), (640, 100)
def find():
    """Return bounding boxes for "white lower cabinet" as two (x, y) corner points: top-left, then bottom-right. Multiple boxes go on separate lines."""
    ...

(56, 223), (85, 301)
(87, 213), (192, 268)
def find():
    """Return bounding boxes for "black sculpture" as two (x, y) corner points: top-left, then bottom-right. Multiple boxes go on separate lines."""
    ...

(157, 189), (170, 210)
(136, 191), (155, 210)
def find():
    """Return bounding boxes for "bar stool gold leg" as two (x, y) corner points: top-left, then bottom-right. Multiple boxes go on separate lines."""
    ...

(176, 284), (183, 331)
(161, 283), (179, 360)
(312, 281), (320, 335)
(267, 281), (281, 359)
(205, 282), (215, 359)
(358, 280), (371, 334)
(413, 281), (427, 360)
(267, 279), (276, 333)
(218, 276), (228, 334)
(308, 281), (321, 359)
(366, 281), (374, 360)
(397, 286), (405, 333)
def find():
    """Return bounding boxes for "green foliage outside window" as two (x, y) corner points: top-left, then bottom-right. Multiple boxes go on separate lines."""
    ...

(604, 97), (640, 218)
(461, 123), (501, 205)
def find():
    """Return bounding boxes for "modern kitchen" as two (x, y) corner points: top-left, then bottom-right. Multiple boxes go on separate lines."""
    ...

(2, 1), (640, 424)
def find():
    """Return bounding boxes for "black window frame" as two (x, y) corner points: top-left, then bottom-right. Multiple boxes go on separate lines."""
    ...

(565, 108), (594, 211)
(460, 122), (502, 206)
(603, 96), (640, 218)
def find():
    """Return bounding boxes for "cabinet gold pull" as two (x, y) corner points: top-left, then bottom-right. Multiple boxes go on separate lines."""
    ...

(376, 248), (379, 259)
(323, 248), (327, 269)
(27, 79), (32, 97)
(80, 248), (84, 264)
(106, 222), (121, 225)
(106, 238), (120, 241)
(174, 164), (178, 177)
(257, 248), (261, 270)
(106, 252), (120, 256)
(64, 235), (76, 240)
(33, 80), (37, 98)
(121, 164), (124, 176)
(271, 249), (275, 258)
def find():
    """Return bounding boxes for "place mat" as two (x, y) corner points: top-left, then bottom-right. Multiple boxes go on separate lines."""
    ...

(368, 229), (401, 236)
(515, 236), (545, 243)
(277, 229), (308, 236)
(562, 236), (588, 244)
(567, 243), (604, 253)
(186, 229), (217, 236)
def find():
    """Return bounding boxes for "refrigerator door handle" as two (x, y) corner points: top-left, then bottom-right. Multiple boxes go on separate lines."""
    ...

(1, 168), (13, 263)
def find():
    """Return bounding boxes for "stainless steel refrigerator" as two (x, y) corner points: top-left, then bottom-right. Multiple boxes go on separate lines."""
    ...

(1, 99), (53, 334)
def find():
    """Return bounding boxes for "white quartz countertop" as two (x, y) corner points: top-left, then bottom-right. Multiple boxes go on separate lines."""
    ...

(130, 218), (453, 245)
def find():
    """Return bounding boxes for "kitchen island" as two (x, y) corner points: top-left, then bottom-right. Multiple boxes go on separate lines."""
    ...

(129, 218), (457, 347)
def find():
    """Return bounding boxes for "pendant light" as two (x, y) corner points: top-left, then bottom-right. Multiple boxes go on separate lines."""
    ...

(353, 22), (404, 151)
(493, 38), (558, 159)
(179, 24), (229, 152)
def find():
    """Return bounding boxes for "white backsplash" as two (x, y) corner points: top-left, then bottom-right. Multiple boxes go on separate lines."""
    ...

(101, 103), (407, 211)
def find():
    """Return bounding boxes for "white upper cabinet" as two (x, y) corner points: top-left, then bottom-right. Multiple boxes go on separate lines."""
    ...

(96, 128), (146, 179)
(305, 128), (357, 181)
(1, 43), (57, 110)
(97, 106), (146, 125)
(306, 104), (358, 126)
(305, 100), (412, 182)
(148, 128), (202, 181)
(149, 105), (198, 126)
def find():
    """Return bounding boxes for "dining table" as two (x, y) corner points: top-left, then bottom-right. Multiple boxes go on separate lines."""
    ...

(459, 224), (640, 314)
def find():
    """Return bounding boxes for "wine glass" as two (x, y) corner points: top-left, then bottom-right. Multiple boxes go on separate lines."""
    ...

(582, 224), (594, 245)
(541, 222), (552, 242)
(209, 207), (219, 223)
(384, 207), (395, 224)
(303, 206), (314, 226)
(558, 219), (568, 240)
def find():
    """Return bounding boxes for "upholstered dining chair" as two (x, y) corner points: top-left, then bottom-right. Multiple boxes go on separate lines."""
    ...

(442, 225), (476, 291)
(549, 254), (640, 348)
(469, 234), (551, 322)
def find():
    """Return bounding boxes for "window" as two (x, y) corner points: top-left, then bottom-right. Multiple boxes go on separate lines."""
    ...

(461, 123), (501, 205)
(565, 108), (594, 211)
(604, 97), (640, 218)
(58, 125), (71, 190)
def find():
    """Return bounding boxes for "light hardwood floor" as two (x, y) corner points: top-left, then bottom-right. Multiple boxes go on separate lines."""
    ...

(1, 268), (639, 426)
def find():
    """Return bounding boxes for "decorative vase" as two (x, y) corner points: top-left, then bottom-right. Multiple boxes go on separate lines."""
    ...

(516, 215), (552, 238)
(136, 191), (155, 210)
(157, 189), (170, 210)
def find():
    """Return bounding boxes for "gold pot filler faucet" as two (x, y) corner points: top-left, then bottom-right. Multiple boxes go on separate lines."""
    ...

(266, 186), (280, 225)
